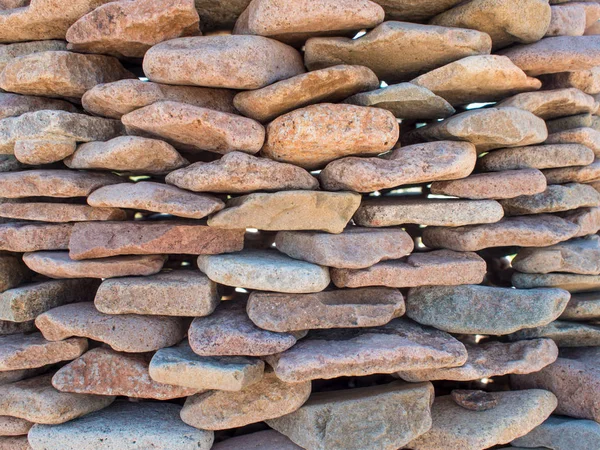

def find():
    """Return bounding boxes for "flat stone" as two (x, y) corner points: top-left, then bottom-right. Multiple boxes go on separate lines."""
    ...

(95, 271), (218, 317)
(212, 430), (302, 450)
(320, 141), (477, 192)
(262, 103), (398, 169)
(0, 415), (32, 436)
(0, 333), (86, 371)
(407, 390), (557, 450)
(512, 415), (600, 450)
(546, 112), (600, 134)
(0, 322), (35, 337)
(451, 390), (498, 412)
(64, 137), (188, 174)
(35, 302), (186, 353)
(0, 51), (133, 99)
(52, 347), (198, 400)
(304, 21), (492, 83)
(512, 272), (600, 293)
(403, 107), (548, 152)
(27, 401), (214, 450)
(501, 36), (600, 76)
(331, 250), (486, 289)
(0, 279), (98, 323)
(0, 222), (71, 252)
(87, 182), (224, 218)
(180, 371), (311, 430)
(397, 338), (558, 382)
(343, 82), (455, 119)
(122, 101), (265, 155)
(560, 206), (600, 236)
(501, 183), (600, 215)
(247, 287), (405, 332)
(540, 67), (600, 94)
(0, 436), (29, 450)
(149, 341), (265, 391)
(372, 0), (464, 22)
(14, 138), (77, 165)
(423, 215), (580, 251)
(354, 198), (504, 227)
(267, 381), (434, 450)
(0, 41), (68, 73)
(410, 55), (541, 106)
(188, 301), (304, 356)
(0, 93), (77, 120)
(166, 151), (318, 194)
(275, 227), (414, 269)
(0, 374), (114, 425)
(497, 88), (598, 119)
(208, 191), (361, 234)
(0, 255), (28, 294)
(560, 291), (600, 320)
(509, 320), (600, 347)
(66, 0), (200, 58)
(478, 144), (595, 171)
(545, 127), (600, 155)
(23, 252), (166, 279)
(265, 318), (467, 382)
(143, 35), (305, 90)
(0, 203), (126, 223)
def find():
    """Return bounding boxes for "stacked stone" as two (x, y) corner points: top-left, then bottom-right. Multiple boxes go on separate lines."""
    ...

(0, 0), (597, 449)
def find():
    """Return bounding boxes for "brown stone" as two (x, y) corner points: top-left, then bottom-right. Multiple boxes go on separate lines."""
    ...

(451, 390), (498, 412)
(500, 183), (600, 215)
(194, 0), (252, 31)
(0, 436), (31, 449)
(0, 93), (77, 120)
(0, 41), (67, 73)
(0, 203), (126, 223)
(539, 67), (600, 94)
(211, 430), (303, 450)
(0, 333), (86, 371)
(509, 320), (600, 347)
(477, 144), (594, 171)
(497, 88), (598, 119)
(561, 291), (600, 321)
(547, 4), (587, 37)
(512, 271), (600, 293)
(0, 222), (72, 252)
(545, 127), (600, 155)
(13, 139), (76, 165)
(372, 0), (464, 22)
(0, 255), (28, 294)
(546, 112), (600, 134)
(0, 415), (32, 436)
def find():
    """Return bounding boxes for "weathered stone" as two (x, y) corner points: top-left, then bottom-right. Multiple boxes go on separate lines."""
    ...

(0, 93), (77, 120)
(0, 255), (28, 294)
(478, 144), (594, 171)
(547, 3), (588, 36)
(0, 436), (29, 450)
(546, 112), (600, 134)
(267, 381), (434, 450)
(0, 415), (32, 436)
(149, 341), (265, 391)
(397, 338), (558, 382)
(497, 88), (598, 119)
(540, 67), (600, 94)
(13, 138), (77, 165)
(545, 127), (600, 155)
(509, 320), (600, 347)
(407, 390), (557, 450)
(561, 206), (600, 236)
(66, 0), (200, 58)
(122, 101), (264, 155)
(0, 322), (35, 337)
(180, 371), (311, 430)
(262, 103), (398, 169)
(28, 401), (214, 450)
(65, 137), (188, 174)
(247, 287), (405, 332)
(0, 203), (126, 223)
(0, 333), (86, 371)
(410, 55), (541, 105)
(320, 141), (476, 192)
(500, 183), (600, 215)
(0, 41), (68, 74)
(143, 35), (305, 90)
(166, 151), (318, 194)
(0, 222), (71, 252)
(95, 271), (218, 317)
(371, 0), (464, 22)
(513, 236), (600, 274)
(212, 430), (302, 450)
(304, 21), (492, 83)
(354, 198), (504, 227)
(512, 271), (600, 292)
(0, 155), (24, 172)
(265, 318), (467, 382)
(35, 302), (186, 353)
(208, 191), (360, 233)
(561, 291), (600, 320)
(451, 390), (498, 412)
(23, 252), (166, 279)
(192, 0), (253, 31)
(52, 347), (198, 400)
(512, 415), (600, 450)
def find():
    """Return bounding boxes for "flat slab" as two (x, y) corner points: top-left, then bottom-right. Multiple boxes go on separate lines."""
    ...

(558, 206), (600, 237)
(477, 144), (594, 171)
(500, 183), (600, 215)
(509, 320), (600, 347)
(0, 203), (126, 223)
(0, 92), (77, 120)
(0, 40), (68, 74)
(539, 67), (600, 94)
(373, 0), (464, 22)
(560, 291), (600, 321)
(0, 222), (72, 252)
(0, 254), (28, 294)
(544, 159), (600, 184)
(512, 271), (600, 293)
(545, 127), (600, 156)
(512, 416), (600, 450)
(0, 415), (33, 436)
(497, 87), (598, 119)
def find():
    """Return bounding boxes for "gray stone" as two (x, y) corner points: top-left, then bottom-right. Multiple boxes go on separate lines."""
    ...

(500, 183), (600, 215)
(211, 430), (302, 450)
(512, 271), (600, 292)
(513, 236), (600, 274)
(508, 320), (600, 347)
(0, 255), (28, 294)
(477, 144), (595, 172)
(560, 291), (600, 321)
(512, 415), (600, 450)
(0, 93), (77, 120)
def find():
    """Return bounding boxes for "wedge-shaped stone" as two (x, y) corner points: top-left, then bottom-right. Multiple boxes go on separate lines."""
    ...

(267, 381), (434, 450)
(265, 318), (467, 382)
(35, 302), (186, 353)
(513, 236), (600, 274)
(143, 35), (305, 90)
(0, 51), (133, 99)
(66, 0), (200, 58)
(208, 191), (361, 233)
(23, 252), (166, 279)
(234, 65), (379, 122)
(331, 250), (486, 289)
(122, 101), (264, 155)
(149, 341), (264, 391)
(561, 291), (600, 321)
(407, 390), (557, 450)
(166, 151), (319, 194)
(28, 401), (214, 450)
(181, 371), (311, 430)
(0, 203), (126, 223)
(372, 0), (464, 22)
(354, 198), (504, 227)
(87, 182), (223, 218)
(510, 321), (600, 347)
(567, 206), (600, 237)
(247, 287), (405, 332)
(545, 127), (600, 155)
(0, 415), (33, 436)
(410, 55), (541, 106)
(500, 183), (600, 215)
(320, 141), (476, 192)
(512, 416), (600, 450)
(52, 347), (198, 400)
(212, 430), (302, 450)
(95, 271), (218, 317)
(0, 333), (87, 371)
(0, 255), (28, 294)
(512, 271), (600, 293)
(431, 169), (547, 199)
(275, 228), (414, 269)
(0, 41), (68, 73)
(0, 374), (114, 425)
(540, 67), (600, 94)
(497, 88), (598, 119)
(547, 3), (587, 37)
(304, 21), (492, 83)
(397, 338), (558, 382)
(478, 144), (594, 171)
(0, 93), (77, 120)
(262, 103), (398, 169)
(0, 222), (71, 252)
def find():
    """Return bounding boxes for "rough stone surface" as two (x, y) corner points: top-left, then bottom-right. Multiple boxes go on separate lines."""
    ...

(0, 415), (32, 436)
(512, 271), (600, 293)
(451, 390), (498, 412)
(478, 144), (595, 171)
(13, 138), (77, 165)
(497, 88), (598, 119)
(372, 0), (464, 22)
(540, 67), (600, 94)
(0, 93), (77, 120)
(211, 430), (302, 450)
(0, 222), (71, 252)
(193, 0), (252, 31)
(0, 255), (28, 294)
(0, 333), (87, 371)
(512, 415), (600, 450)
(546, 112), (600, 134)
(500, 183), (600, 215)
(545, 127), (600, 155)
(561, 291), (600, 321)
(0, 436), (29, 449)
(0, 203), (126, 223)
(560, 206), (600, 237)
(509, 320), (600, 347)
(0, 41), (68, 74)
(547, 3), (587, 37)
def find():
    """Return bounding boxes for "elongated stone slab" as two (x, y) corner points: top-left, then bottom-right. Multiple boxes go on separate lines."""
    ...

(513, 236), (600, 274)
(212, 430), (302, 450)
(512, 416), (600, 450)
(267, 381), (434, 450)
(561, 292), (600, 321)
(540, 67), (600, 94)
(0, 255), (28, 294)
(512, 271), (600, 293)
(478, 144), (594, 171)
(546, 127), (600, 155)
(500, 183), (600, 215)
(0, 333), (86, 371)
(265, 318), (467, 382)
(0, 41), (68, 74)
(0, 415), (33, 436)
(13, 137), (76, 165)
(35, 302), (186, 353)
(497, 88), (598, 119)
(373, 0), (464, 22)
(0, 203), (125, 223)
(546, 158), (600, 186)
(0, 222), (71, 252)
(546, 3), (587, 37)
(559, 207), (600, 237)
(0, 93), (77, 120)
(0, 322), (35, 337)
(0, 436), (29, 449)
(509, 320), (600, 347)
(546, 113), (600, 135)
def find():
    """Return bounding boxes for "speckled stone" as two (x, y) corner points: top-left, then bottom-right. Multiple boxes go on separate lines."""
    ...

(500, 183), (600, 215)
(0, 203), (126, 223)
(508, 320), (600, 347)
(512, 415), (600, 450)
(0, 333), (87, 371)
(497, 88), (598, 119)
(211, 430), (302, 450)
(0, 93), (77, 120)
(545, 127), (600, 156)
(512, 271), (600, 293)
(0, 222), (72, 252)
(478, 144), (594, 172)
(560, 291), (600, 321)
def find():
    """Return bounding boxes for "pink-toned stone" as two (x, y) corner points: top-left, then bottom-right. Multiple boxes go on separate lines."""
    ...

(477, 144), (595, 171)
(500, 183), (600, 215)
(0, 222), (71, 252)
(0, 93), (77, 120)
(545, 159), (600, 184)
(0, 41), (67, 73)
(0, 333), (87, 371)
(561, 206), (600, 237)
(497, 88), (598, 119)
(0, 203), (126, 223)
(0, 436), (29, 450)
(545, 127), (600, 155)
(561, 291), (600, 321)
(0, 416), (32, 436)
(13, 139), (76, 165)
(547, 4), (587, 37)
(372, 0), (464, 22)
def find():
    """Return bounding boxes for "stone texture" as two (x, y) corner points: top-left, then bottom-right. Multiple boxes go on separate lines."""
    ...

(0, 41), (68, 74)
(0, 333), (86, 371)
(500, 183), (600, 215)
(95, 271), (218, 317)
(265, 318), (467, 382)
(0, 255), (28, 294)
(0, 415), (32, 436)
(0, 436), (29, 450)
(546, 112), (600, 134)
(0, 93), (77, 120)
(14, 138), (77, 165)
(478, 144), (594, 171)
(560, 291), (600, 320)
(304, 21), (492, 83)
(548, 4), (588, 37)
(545, 127), (600, 155)
(143, 35), (305, 90)
(262, 103), (398, 169)
(194, 0), (252, 31)
(0, 366), (39, 384)
(0, 222), (71, 252)
(540, 67), (600, 94)
(497, 88), (598, 119)
(512, 415), (600, 450)
(267, 381), (434, 450)
(561, 206), (600, 236)
(372, 0), (464, 22)
(35, 302), (186, 353)
(0, 203), (126, 223)
(208, 191), (360, 233)
(212, 430), (302, 450)
(451, 390), (498, 412)
(512, 271), (600, 293)
(320, 141), (477, 192)
(509, 320), (600, 347)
